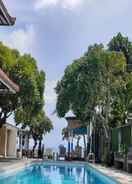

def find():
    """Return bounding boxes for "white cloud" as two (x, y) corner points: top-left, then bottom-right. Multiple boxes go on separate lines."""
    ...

(35, 0), (59, 9)
(94, 0), (130, 17)
(61, 0), (82, 9)
(0, 25), (36, 54)
(45, 80), (57, 104)
(34, 0), (84, 10)
(34, 0), (130, 15)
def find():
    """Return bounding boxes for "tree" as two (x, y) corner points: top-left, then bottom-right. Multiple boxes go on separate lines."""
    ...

(55, 43), (127, 163)
(56, 44), (126, 122)
(62, 127), (69, 141)
(0, 42), (45, 127)
(30, 111), (53, 158)
(14, 54), (45, 127)
(0, 42), (53, 159)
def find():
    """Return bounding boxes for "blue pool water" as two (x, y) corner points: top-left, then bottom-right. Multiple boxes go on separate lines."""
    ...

(0, 162), (119, 184)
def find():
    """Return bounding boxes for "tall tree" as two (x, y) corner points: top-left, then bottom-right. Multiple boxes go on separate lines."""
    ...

(0, 42), (45, 126)
(30, 111), (53, 158)
(55, 44), (127, 163)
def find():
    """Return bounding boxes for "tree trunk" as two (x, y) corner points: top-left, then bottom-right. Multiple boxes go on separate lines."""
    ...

(32, 139), (37, 157)
(38, 139), (42, 158)
(77, 136), (80, 146)
(104, 78), (112, 166)
(83, 134), (87, 159)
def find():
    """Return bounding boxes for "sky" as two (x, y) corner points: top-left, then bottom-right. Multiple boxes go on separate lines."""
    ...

(1, 0), (132, 150)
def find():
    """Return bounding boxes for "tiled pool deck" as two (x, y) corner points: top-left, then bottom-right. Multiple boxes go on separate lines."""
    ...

(0, 160), (131, 184)
(0, 159), (33, 173)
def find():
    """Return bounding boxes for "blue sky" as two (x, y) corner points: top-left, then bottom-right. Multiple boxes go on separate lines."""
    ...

(1, 0), (132, 150)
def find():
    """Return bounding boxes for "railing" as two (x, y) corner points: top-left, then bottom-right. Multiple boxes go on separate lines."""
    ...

(114, 152), (124, 160)
(127, 147), (132, 161)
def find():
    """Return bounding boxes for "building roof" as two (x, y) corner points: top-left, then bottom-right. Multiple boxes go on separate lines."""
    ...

(65, 116), (87, 135)
(0, 68), (20, 93)
(65, 116), (77, 121)
(66, 116), (81, 129)
(0, 0), (16, 26)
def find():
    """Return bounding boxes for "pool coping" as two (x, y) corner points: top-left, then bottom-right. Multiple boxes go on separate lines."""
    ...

(0, 160), (131, 184)
(0, 159), (39, 176)
(88, 163), (132, 184)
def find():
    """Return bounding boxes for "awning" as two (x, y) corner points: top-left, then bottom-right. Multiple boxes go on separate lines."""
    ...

(72, 127), (87, 135)
(0, 0), (16, 26)
(0, 68), (20, 94)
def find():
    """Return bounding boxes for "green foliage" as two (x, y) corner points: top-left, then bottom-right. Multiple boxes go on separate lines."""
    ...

(108, 32), (132, 64)
(0, 42), (46, 126)
(110, 98), (126, 128)
(55, 43), (126, 129)
(30, 110), (53, 156)
(0, 42), (53, 155)
(30, 110), (53, 141)
(0, 42), (17, 71)
(55, 33), (132, 164)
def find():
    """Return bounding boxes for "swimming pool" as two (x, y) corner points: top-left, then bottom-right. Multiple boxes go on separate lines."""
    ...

(0, 162), (119, 184)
